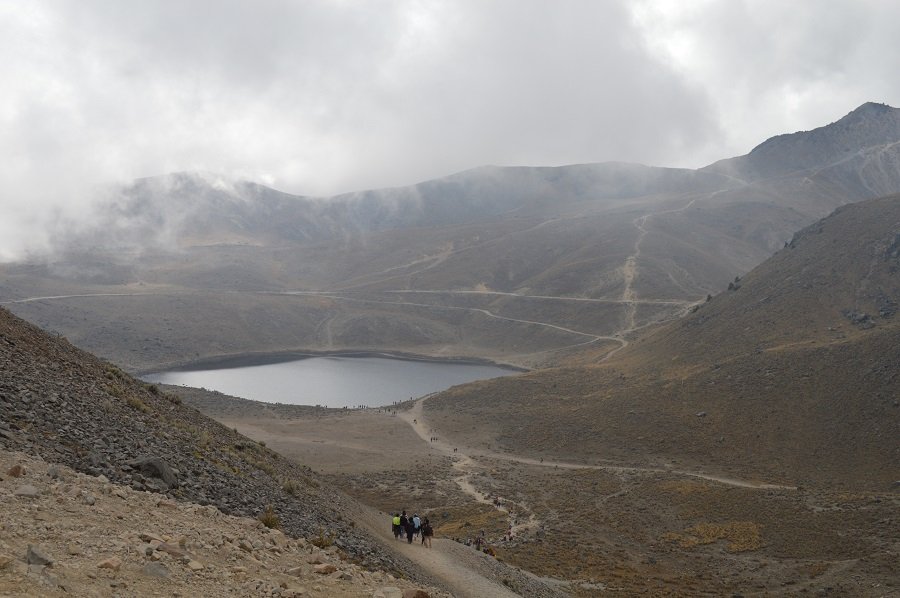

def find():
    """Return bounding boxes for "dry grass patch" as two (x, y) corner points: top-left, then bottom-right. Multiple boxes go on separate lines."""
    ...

(431, 503), (507, 539)
(657, 479), (710, 496)
(663, 521), (762, 552)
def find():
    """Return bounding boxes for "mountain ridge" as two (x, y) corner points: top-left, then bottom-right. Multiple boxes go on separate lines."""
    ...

(5, 102), (900, 373)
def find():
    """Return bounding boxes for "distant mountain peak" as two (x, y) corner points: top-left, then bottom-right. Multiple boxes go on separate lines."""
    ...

(846, 101), (895, 117)
(705, 101), (900, 181)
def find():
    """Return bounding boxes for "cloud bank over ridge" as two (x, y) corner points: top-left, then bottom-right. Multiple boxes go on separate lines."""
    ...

(1, 0), (899, 259)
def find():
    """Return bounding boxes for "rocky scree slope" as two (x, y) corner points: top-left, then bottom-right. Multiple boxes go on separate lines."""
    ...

(427, 195), (900, 489)
(0, 306), (427, 581)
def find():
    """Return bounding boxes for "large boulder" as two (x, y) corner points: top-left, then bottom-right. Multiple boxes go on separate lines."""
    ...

(127, 456), (178, 489)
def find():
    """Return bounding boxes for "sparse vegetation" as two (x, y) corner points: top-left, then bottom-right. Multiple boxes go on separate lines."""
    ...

(282, 478), (300, 495)
(258, 504), (280, 529)
(126, 396), (150, 413)
(662, 521), (762, 553)
(310, 529), (334, 549)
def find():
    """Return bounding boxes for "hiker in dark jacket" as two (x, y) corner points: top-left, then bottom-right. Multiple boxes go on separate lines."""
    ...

(422, 517), (433, 548)
(405, 517), (416, 544)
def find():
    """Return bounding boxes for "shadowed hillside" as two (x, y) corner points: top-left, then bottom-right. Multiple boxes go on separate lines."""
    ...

(425, 195), (900, 490)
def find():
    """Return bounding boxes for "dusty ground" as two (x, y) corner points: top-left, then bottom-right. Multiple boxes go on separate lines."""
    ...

(0, 450), (444, 598)
(196, 390), (900, 597)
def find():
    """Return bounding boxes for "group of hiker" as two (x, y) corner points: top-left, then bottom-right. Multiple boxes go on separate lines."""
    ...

(391, 510), (434, 547)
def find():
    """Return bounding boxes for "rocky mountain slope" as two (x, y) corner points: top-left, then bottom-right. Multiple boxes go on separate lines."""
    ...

(0, 305), (431, 582)
(425, 194), (900, 490)
(4, 103), (900, 372)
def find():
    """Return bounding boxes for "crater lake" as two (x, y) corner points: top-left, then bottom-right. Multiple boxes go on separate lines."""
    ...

(142, 355), (518, 408)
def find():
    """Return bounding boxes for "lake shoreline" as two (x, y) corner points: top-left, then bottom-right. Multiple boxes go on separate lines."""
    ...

(136, 348), (530, 376)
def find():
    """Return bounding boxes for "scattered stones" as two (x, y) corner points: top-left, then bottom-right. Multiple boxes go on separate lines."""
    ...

(7, 464), (26, 477)
(313, 563), (337, 575)
(403, 590), (431, 598)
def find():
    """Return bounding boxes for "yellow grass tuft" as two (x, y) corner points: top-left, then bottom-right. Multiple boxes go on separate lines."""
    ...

(662, 521), (762, 552)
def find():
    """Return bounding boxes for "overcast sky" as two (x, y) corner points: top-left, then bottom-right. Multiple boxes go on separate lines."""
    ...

(2, 0), (900, 259)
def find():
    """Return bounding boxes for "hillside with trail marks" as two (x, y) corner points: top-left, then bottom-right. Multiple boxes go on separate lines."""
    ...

(6, 104), (900, 372)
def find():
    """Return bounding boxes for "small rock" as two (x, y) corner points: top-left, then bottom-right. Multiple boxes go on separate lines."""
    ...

(128, 456), (178, 489)
(187, 560), (204, 572)
(141, 562), (170, 578)
(403, 590), (431, 598)
(82, 493), (96, 506)
(0, 554), (13, 570)
(139, 532), (164, 543)
(96, 475), (109, 483)
(238, 539), (254, 553)
(156, 543), (187, 558)
(376, 588), (403, 598)
(67, 544), (82, 556)
(7, 464), (26, 477)
(47, 465), (65, 480)
(313, 563), (337, 575)
(97, 556), (122, 571)
(25, 545), (53, 567)
(286, 566), (305, 576)
(15, 484), (40, 498)
(695, 411), (707, 418)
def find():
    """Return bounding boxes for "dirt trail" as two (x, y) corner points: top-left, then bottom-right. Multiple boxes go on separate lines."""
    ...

(354, 503), (521, 598)
(401, 395), (797, 493)
(619, 193), (714, 331)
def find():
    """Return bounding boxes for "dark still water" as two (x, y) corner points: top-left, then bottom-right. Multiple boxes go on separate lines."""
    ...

(142, 356), (517, 408)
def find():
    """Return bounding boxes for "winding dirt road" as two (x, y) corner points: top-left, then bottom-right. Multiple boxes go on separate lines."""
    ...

(399, 394), (797, 513)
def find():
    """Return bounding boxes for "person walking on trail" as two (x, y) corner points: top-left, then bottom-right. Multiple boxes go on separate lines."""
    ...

(422, 517), (433, 548)
(412, 513), (421, 540)
(405, 517), (416, 544)
(399, 511), (409, 539)
(392, 513), (401, 540)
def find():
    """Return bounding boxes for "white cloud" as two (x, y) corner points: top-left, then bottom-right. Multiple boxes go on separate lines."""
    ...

(629, 0), (900, 160)
(0, 0), (897, 259)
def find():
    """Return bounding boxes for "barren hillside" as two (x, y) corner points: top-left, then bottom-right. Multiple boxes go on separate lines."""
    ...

(425, 195), (900, 489)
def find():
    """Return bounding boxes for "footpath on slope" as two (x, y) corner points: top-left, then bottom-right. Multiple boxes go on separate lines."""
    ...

(399, 396), (797, 502)
(352, 504), (528, 598)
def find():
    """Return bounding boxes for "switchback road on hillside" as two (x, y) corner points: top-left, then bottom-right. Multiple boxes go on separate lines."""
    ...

(399, 394), (797, 508)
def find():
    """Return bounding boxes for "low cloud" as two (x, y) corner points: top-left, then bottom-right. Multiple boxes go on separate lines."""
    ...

(1, 1), (897, 259)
